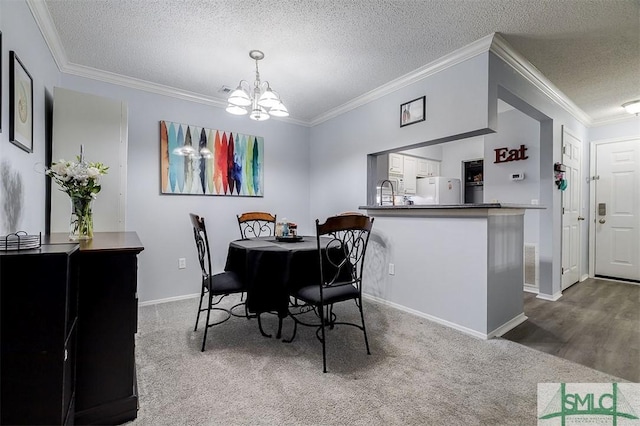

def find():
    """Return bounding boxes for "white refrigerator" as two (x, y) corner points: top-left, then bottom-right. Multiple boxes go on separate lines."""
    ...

(415, 177), (461, 204)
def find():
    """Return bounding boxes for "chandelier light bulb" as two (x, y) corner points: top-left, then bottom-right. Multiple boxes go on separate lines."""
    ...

(228, 86), (252, 107)
(226, 103), (248, 115)
(622, 100), (640, 115)
(269, 101), (289, 117)
(258, 87), (279, 108)
(250, 106), (270, 121)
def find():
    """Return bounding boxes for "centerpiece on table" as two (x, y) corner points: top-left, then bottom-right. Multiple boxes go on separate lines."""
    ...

(46, 146), (108, 240)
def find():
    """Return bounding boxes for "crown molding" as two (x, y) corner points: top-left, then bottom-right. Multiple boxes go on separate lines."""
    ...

(26, 0), (307, 127)
(589, 113), (639, 127)
(27, 0), (68, 70)
(64, 62), (308, 126)
(489, 33), (592, 126)
(28, 4), (606, 129)
(310, 33), (496, 127)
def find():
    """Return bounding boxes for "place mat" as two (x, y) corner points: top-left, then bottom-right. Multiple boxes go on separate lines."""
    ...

(0, 232), (41, 251)
(275, 235), (303, 242)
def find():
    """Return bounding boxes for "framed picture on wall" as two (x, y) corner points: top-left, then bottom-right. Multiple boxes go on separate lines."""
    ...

(400, 96), (426, 127)
(9, 51), (33, 153)
(159, 120), (265, 196)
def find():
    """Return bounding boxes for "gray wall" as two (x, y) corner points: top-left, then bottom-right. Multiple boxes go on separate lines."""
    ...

(0, 0), (60, 236)
(485, 107), (541, 247)
(589, 118), (640, 142)
(308, 54), (490, 221)
(440, 136), (484, 180)
(0, 1), (60, 235)
(488, 52), (589, 299)
(60, 74), (311, 302)
(3, 1), (639, 307)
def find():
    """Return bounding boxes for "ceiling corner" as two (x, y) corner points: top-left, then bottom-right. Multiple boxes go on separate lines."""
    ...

(26, 0), (68, 72)
(490, 33), (593, 127)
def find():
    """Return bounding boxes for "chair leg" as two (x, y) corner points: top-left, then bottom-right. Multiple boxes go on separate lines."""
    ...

(276, 316), (283, 339)
(257, 313), (272, 338)
(194, 287), (205, 332)
(320, 304), (327, 373)
(358, 299), (371, 355)
(283, 317), (297, 343)
(328, 304), (335, 329)
(201, 293), (213, 352)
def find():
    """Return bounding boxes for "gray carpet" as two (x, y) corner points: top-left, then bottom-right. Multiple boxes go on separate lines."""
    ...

(130, 295), (621, 425)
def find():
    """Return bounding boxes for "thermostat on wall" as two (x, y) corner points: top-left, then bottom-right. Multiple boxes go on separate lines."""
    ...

(510, 172), (525, 181)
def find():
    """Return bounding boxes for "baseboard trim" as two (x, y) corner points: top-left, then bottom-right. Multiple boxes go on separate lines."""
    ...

(138, 293), (200, 306)
(487, 313), (528, 338)
(75, 394), (138, 425)
(363, 293), (491, 340)
(594, 275), (640, 285)
(523, 284), (539, 294)
(536, 291), (563, 301)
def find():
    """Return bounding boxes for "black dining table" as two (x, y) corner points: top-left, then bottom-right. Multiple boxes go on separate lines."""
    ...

(224, 236), (325, 320)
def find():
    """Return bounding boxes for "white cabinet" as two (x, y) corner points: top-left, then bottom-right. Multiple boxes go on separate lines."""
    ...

(417, 158), (440, 177)
(403, 156), (417, 194)
(389, 153), (404, 175)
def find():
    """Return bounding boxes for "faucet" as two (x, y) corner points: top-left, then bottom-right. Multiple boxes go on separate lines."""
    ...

(378, 179), (395, 206)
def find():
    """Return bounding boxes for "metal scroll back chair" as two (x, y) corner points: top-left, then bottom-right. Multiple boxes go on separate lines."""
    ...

(189, 213), (246, 351)
(237, 211), (277, 239)
(286, 214), (374, 373)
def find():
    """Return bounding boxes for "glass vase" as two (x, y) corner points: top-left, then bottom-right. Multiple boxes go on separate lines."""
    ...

(69, 195), (94, 240)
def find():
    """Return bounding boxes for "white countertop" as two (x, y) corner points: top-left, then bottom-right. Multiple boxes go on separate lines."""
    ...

(360, 203), (545, 210)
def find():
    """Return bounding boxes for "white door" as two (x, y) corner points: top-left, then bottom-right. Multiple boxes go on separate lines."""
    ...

(561, 127), (581, 289)
(595, 139), (640, 281)
(51, 88), (128, 233)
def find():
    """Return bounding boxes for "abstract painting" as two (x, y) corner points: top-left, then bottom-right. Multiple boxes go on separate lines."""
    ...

(160, 121), (264, 196)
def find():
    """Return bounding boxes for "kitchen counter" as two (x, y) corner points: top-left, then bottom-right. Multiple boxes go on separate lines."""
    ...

(360, 203), (544, 218)
(360, 203), (544, 210)
(359, 204), (540, 339)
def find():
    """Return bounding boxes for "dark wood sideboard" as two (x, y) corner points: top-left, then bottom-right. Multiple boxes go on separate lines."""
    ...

(1, 232), (144, 425)
(1, 243), (80, 425)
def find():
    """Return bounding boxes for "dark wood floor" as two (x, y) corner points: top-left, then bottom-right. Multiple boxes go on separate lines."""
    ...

(502, 278), (639, 382)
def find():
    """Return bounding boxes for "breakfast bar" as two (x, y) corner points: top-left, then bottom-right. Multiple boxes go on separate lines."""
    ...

(359, 203), (544, 339)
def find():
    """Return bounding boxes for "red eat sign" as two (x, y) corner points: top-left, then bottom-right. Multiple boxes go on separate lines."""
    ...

(494, 144), (528, 164)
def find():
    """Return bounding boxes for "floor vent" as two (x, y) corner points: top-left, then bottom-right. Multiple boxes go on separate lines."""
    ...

(524, 243), (538, 287)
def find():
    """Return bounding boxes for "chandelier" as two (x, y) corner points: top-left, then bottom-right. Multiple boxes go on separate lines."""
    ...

(225, 50), (289, 121)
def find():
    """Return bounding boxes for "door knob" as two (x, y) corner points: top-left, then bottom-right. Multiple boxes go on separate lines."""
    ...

(578, 216), (585, 221)
(599, 218), (606, 224)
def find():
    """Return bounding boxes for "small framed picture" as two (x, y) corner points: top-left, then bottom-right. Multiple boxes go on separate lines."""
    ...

(10, 51), (33, 153)
(400, 96), (425, 127)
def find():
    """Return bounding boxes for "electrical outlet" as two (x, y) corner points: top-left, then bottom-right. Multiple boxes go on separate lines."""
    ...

(178, 258), (186, 269)
(388, 263), (395, 275)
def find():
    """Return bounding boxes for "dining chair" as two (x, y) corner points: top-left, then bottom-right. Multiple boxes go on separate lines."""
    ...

(285, 213), (374, 373)
(237, 211), (277, 239)
(189, 213), (247, 351)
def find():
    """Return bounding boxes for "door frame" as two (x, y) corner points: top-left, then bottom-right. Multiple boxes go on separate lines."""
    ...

(588, 136), (639, 278)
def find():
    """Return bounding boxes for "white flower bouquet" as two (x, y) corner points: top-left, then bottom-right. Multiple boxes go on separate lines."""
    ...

(46, 156), (108, 239)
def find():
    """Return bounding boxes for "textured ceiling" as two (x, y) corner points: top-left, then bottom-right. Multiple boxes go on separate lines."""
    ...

(40, 0), (640, 125)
